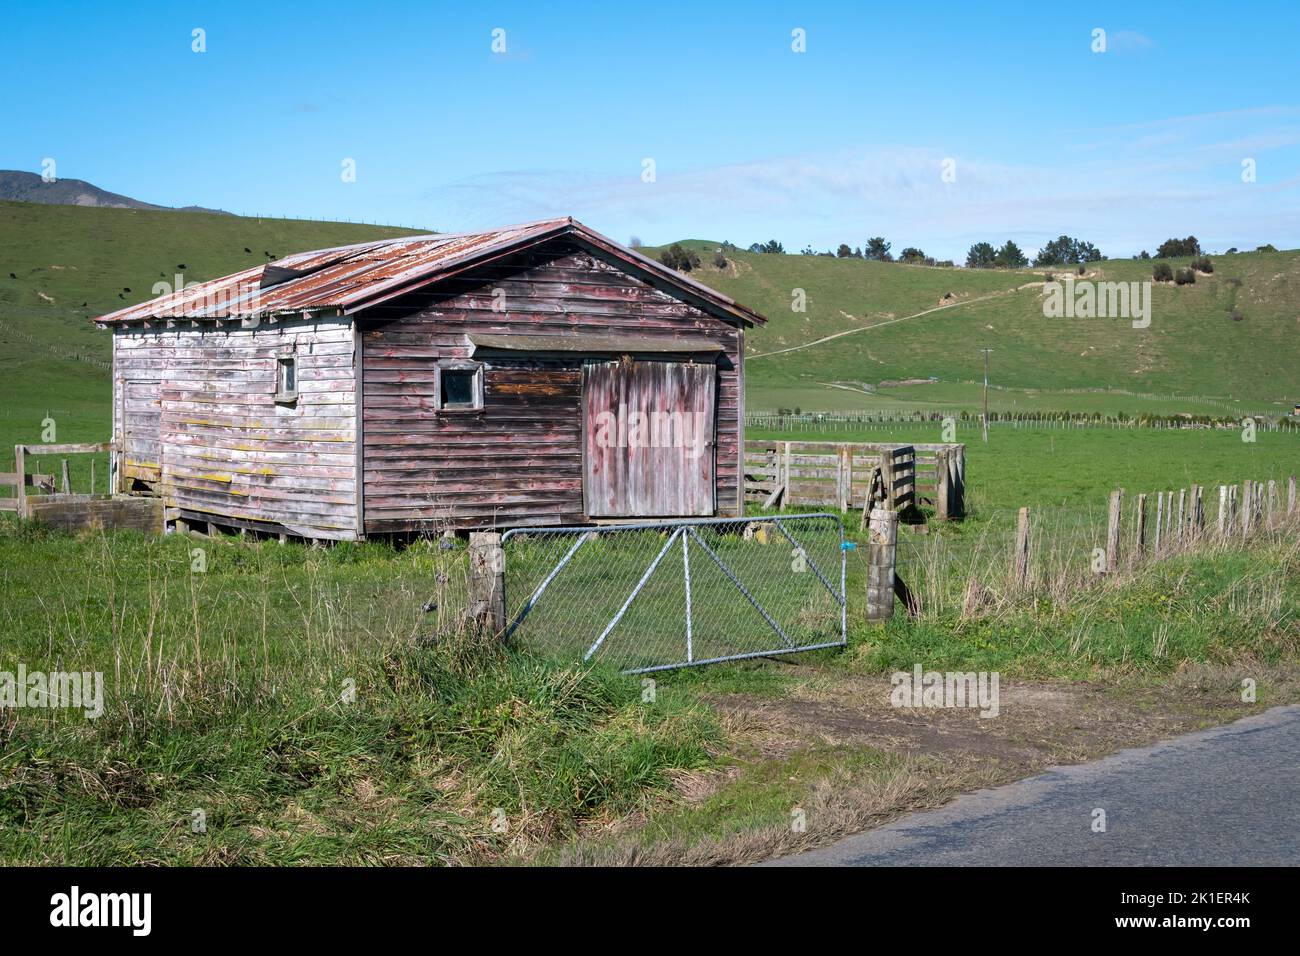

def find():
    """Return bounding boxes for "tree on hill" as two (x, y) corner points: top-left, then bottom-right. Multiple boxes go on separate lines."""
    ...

(659, 243), (700, 272)
(836, 243), (858, 258)
(1033, 235), (1103, 266)
(748, 239), (785, 254)
(994, 240), (1028, 268)
(898, 247), (932, 265)
(1155, 236), (1201, 258)
(864, 237), (893, 261)
(965, 241), (998, 268)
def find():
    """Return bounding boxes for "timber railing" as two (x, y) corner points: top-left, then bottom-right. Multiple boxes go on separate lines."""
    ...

(2, 442), (159, 535)
(4, 442), (117, 519)
(743, 440), (964, 518)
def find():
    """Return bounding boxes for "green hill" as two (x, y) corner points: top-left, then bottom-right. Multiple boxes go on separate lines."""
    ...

(2, 201), (1297, 461)
(654, 241), (1300, 417)
(0, 201), (424, 453)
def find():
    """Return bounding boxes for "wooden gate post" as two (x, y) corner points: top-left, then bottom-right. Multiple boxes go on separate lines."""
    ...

(1105, 489), (1123, 572)
(469, 532), (506, 636)
(866, 508), (898, 622)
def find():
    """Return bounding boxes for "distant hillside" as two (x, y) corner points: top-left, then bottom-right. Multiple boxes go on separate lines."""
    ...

(650, 241), (1300, 415)
(0, 170), (229, 215)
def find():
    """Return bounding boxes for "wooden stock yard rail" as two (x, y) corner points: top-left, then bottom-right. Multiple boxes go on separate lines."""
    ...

(744, 440), (966, 520)
(1, 442), (162, 534)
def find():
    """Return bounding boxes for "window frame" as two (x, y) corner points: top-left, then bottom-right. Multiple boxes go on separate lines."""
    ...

(274, 352), (299, 405)
(434, 361), (484, 412)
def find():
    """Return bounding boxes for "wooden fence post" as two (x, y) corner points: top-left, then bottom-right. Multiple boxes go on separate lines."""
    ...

(1267, 479), (1278, 529)
(953, 445), (966, 518)
(14, 444), (26, 520)
(1242, 481), (1254, 538)
(1176, 488), (1186, 543)
(60, 459), (71, 495)
(1154, 492), (1164, 554)
(837, 444), (851, 514)
(880, 449), (896, 512)
(936, 448), (951, 521)
(1217, 485), (1227, 537)
(1106, 489), (1123, 572)
(1289, 475), (1297, 516)
(780, 441), (791, 511)
(1014, 507), (1031, 589)
(1135, 493), (1148, 556)
(866, 508), (897, 622)
(469, 532), (506, 636)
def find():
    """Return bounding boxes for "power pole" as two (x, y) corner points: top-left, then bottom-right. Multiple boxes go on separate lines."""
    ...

(979, 348), (994, 443)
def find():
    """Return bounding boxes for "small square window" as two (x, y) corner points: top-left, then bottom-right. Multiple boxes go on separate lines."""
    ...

(275, 356), (298, 403)
(437, 364), (482, 411)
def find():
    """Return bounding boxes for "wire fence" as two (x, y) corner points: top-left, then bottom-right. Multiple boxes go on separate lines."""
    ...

(894, 506), (1109, 616)
(501, 514), (846, 673)
(746, 412), (1297, 433)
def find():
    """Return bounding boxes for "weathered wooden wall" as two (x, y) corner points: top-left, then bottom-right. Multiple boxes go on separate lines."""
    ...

(112, 318), (359, 539)
(358, 242), (744, 533)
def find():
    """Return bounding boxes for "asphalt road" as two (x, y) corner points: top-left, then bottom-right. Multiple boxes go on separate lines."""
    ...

(769, 705), (1300, 866)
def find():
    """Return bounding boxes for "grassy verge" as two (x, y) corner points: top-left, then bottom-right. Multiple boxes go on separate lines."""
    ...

(0, 523), (718, 865)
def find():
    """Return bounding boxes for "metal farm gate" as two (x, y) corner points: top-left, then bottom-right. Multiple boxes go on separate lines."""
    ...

(501, 513), (847, 673)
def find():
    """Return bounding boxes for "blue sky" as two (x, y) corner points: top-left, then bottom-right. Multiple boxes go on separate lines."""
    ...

(3, 0), (1298, 259)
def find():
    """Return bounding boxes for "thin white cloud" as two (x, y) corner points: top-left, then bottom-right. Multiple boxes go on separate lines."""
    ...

(416, 124), (1300, 258)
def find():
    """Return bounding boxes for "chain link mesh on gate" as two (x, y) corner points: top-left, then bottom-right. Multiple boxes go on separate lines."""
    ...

(501, 514), (847, 673)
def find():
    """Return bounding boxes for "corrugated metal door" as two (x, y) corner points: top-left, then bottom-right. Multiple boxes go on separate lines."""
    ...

(583, 359), (716, 517)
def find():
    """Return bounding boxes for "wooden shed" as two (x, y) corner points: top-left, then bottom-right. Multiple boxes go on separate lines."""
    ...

(95, 218), (766, 540)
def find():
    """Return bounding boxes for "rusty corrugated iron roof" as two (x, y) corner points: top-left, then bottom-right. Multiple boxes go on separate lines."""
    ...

(94, 217), (766, 326)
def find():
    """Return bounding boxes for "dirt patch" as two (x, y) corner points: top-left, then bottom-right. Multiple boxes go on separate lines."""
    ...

(554, 663), (1300, 866)
(716, 666), (1295, 768)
